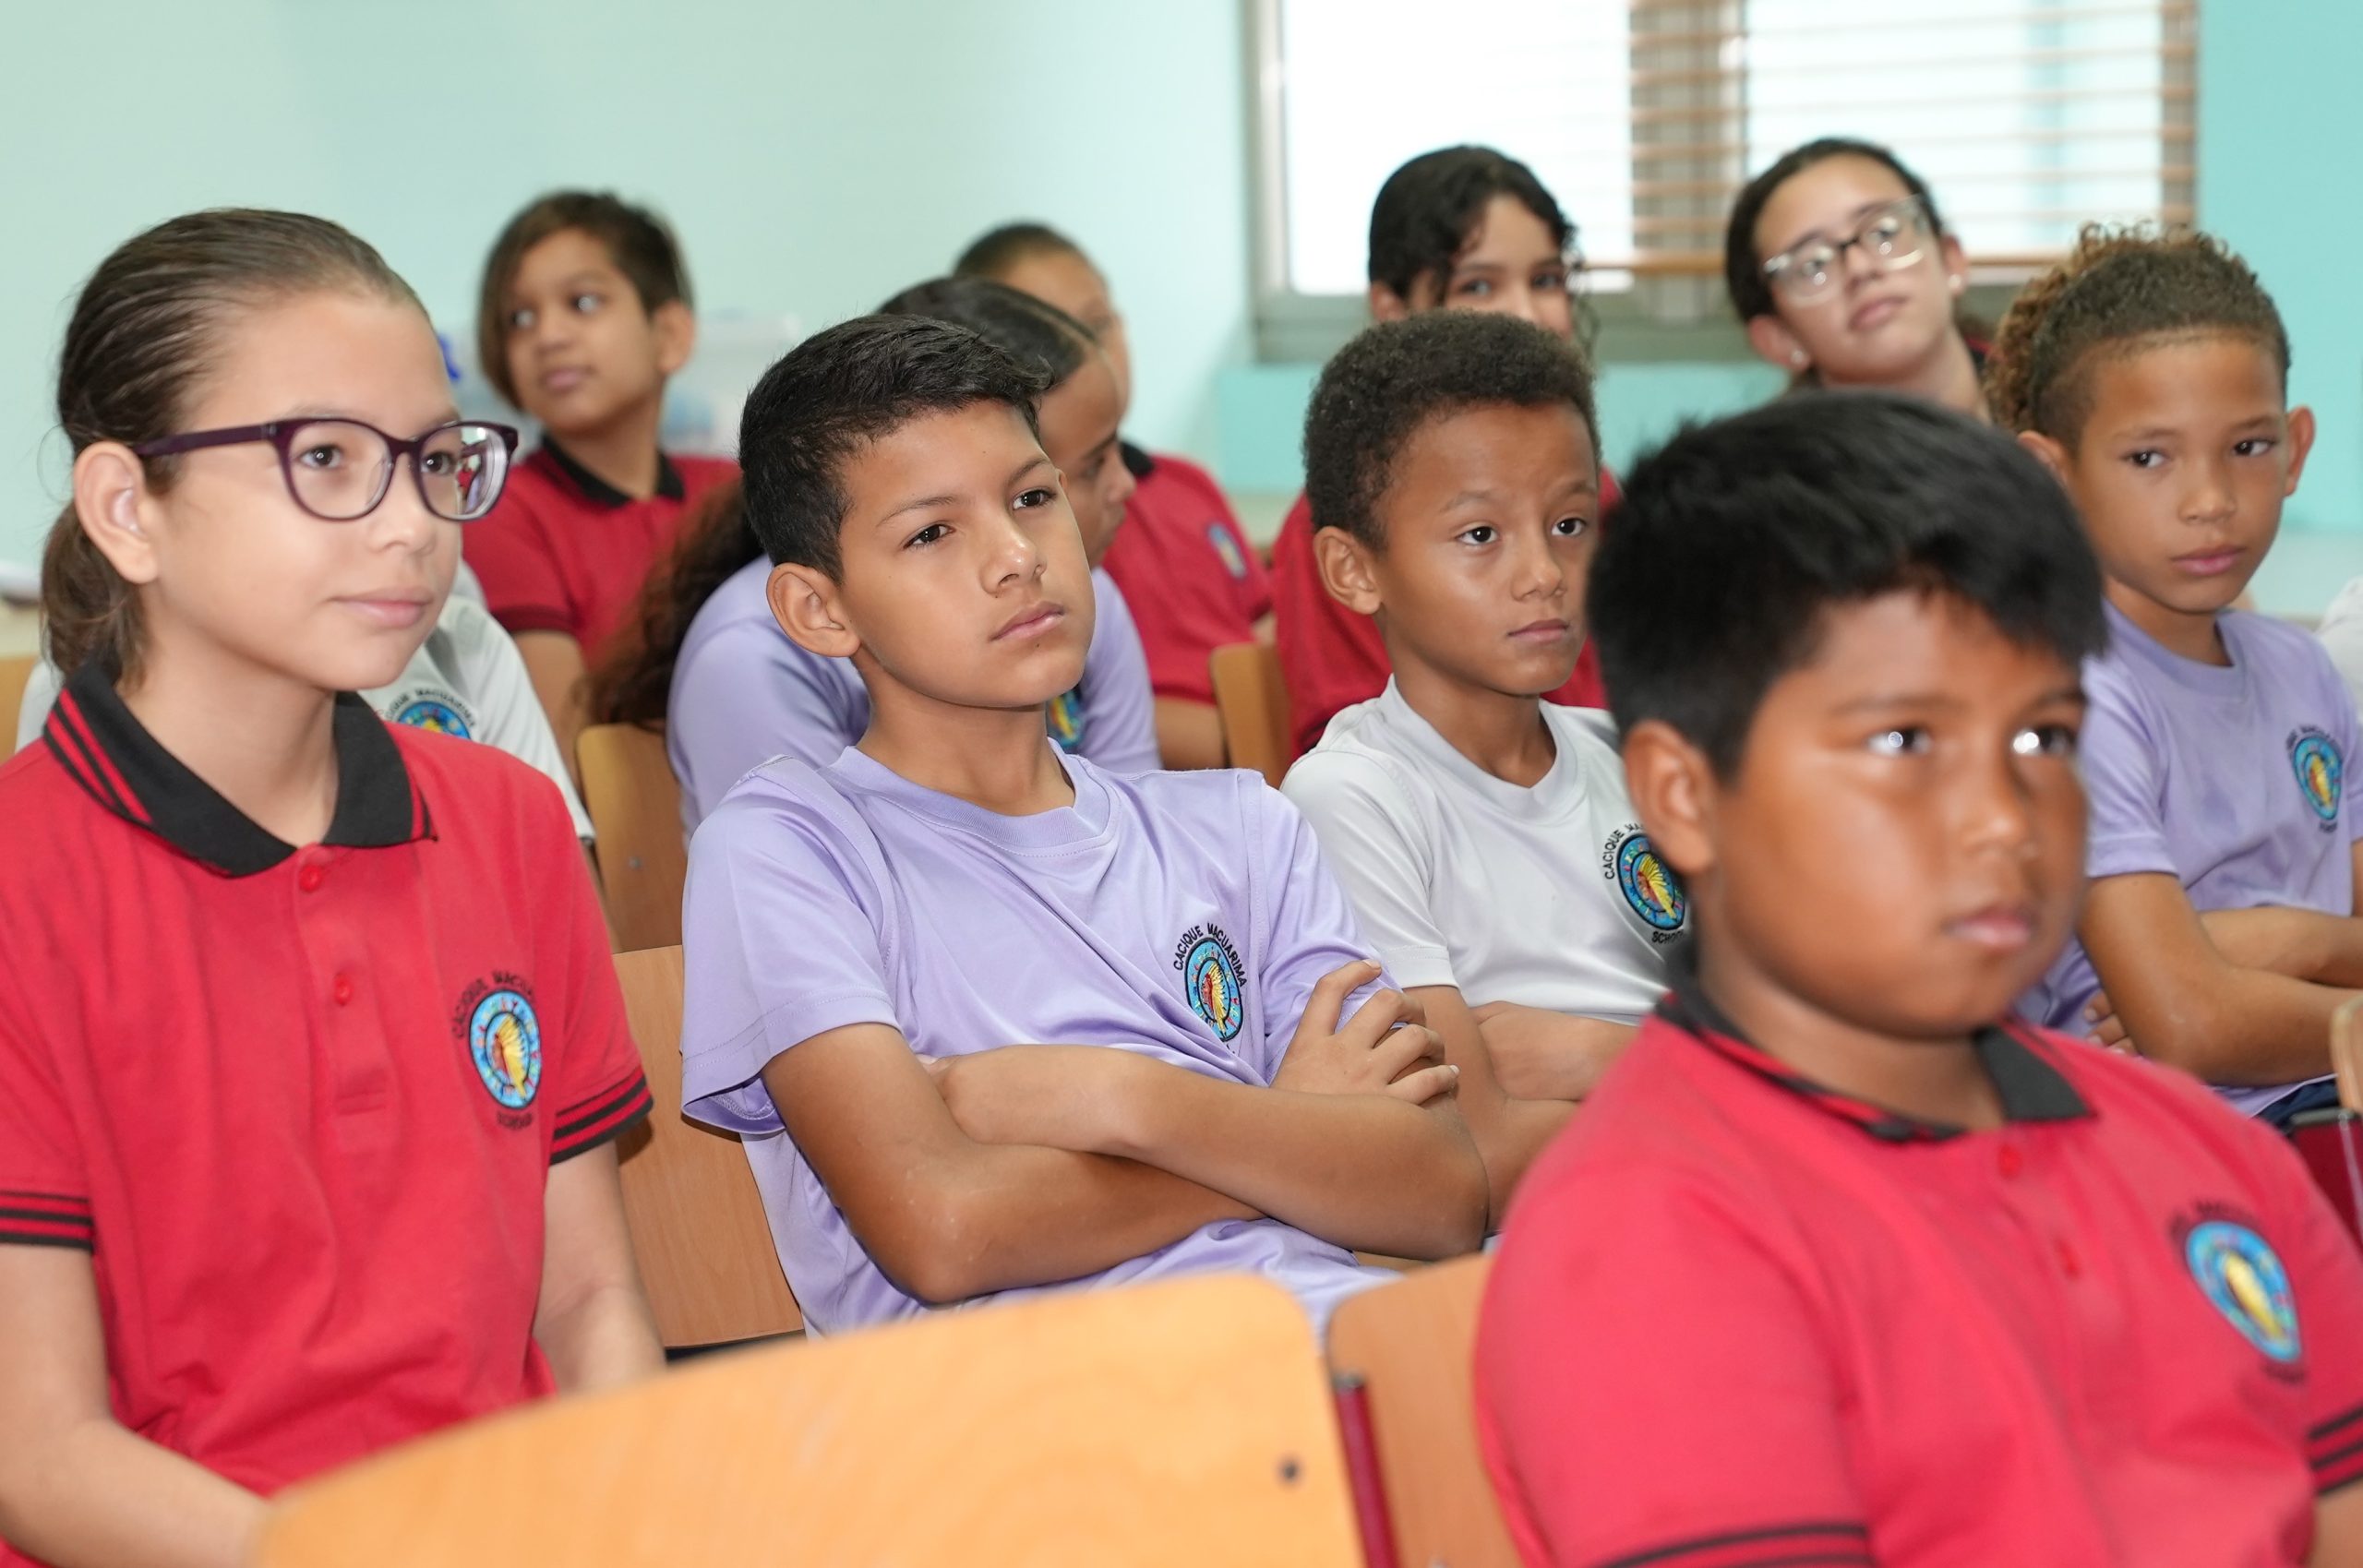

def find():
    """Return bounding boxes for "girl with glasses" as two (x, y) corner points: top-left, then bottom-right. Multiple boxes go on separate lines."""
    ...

(0, 209), (661, 1568)
(1723, 138), (1987, 420)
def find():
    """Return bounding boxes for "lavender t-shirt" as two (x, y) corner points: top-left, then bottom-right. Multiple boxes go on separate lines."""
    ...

(2022, 603), (2363, 1113)
(679, 747), (1396, 1333)
(667, 559), (1159, 828)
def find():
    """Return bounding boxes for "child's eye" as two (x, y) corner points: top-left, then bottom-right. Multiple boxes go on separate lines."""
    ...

(1867, 725), (1931, 756)
(1454, 278), (1494, 298)
(1457, 524), (1498, 546)
(905, 522), (951, 548)
(1532, 269), (1570, 293)
(506, 307), (535, 332)
(2125, 449), (2165, 470)
(571, 293), (603, 315)
(1551, 516), (1589, 538)
(1014, 487), (1057, 510)
(295, 441), (348, 472)
(2013, 724), (2080, 760)
(2234, 437), (2278, 458)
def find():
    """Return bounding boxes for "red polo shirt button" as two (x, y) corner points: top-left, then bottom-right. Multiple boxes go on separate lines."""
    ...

(332, 974), (354, 1006)
(1997, 1145), (2023, 1178)
(298, 864), (325, 892)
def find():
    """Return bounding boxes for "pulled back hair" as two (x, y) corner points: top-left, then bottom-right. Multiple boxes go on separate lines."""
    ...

(1590, 392), (2105, 779)
(475, 191), (691, 407)
(1985, 224), (2290, 445)
(44, 208), (422, 682)
(1722, 138), (1954, 325)
(1304, 312), (1598, 548)
(588, 278), (1095, 724)
(738, 315), (1050, 579)
(1368, 147), (1581, 317)
(953, 221), (1086, 281)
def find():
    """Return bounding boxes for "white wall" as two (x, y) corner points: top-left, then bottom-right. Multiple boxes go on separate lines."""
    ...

(0, 0), (1253, 572)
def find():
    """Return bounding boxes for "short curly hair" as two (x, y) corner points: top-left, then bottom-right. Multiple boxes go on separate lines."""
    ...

(1303, 311), (1598, 548)
(1986, 224), (2289, 444)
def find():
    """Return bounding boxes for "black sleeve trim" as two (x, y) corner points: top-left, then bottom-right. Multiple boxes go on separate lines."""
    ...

(550, 1074), (654, 1164)
(0, 1192), (95, 1251)
(1589, 1521), (1872, 1568)
(2313, 1401), (2363, 1493)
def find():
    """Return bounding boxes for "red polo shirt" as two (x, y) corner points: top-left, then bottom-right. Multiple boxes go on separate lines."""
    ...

(1270, 473), (1614, 757)
(463, 439), (737, 656)
(0, 664), (649, 1546)
(1477, 976), (2363, 1568)
(1100, 445), (1273, 706)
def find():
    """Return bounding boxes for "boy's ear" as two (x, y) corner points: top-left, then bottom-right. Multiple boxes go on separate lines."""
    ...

(1367, 281), (1413, 324)
(2016, 429), (2072, 487)
(766, 561), (859, 660)
(1621, 718), (1719, 885)
(1313, 524), (1385, 617)
(2284, 404), (2317, 496)
(652, 298), (696, 378)
(71, 442), (162, 586)
(1745, 312), (1807, 375)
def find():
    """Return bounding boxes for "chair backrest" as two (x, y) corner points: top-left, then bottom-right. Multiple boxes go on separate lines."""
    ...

(0, 654), (33, 748)
(253, 1275), (1365, 1568)
(1325, 1255), (1517, 1568)
(1209, 640), (1292, 787)
(611, 945), (802, 1347)
(576, 723), (689, 952)
(2333, 997), (2363, 1110)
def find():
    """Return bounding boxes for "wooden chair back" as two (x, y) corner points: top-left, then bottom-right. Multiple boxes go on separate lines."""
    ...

(577, 724), (689, 952)
(1325, 1255), (1517, 1568)
(611, 945), (801, 1347)
(0, 654), (33, 748)
(2333, 997), (2363, 1110)
(253, 1275), (1364, 1567)
(1209, 641), (1293, 787)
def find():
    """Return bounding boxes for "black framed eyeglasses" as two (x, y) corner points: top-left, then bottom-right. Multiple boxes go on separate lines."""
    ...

(133, 418), (521, 522)
(1760, 197), (1934, 303)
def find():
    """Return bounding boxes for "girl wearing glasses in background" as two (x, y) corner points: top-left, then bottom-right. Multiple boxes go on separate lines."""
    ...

(1723, 137), (1988, 421)
(0, 209), (661, 1568)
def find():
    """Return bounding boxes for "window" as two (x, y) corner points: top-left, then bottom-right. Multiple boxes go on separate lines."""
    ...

(1252, 0), (2195, 343)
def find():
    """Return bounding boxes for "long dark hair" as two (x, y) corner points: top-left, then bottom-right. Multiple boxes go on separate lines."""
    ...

(44, 209), (420, 681)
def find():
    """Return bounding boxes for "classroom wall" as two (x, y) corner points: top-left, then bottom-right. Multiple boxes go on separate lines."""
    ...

(0, 0), (1250, 576)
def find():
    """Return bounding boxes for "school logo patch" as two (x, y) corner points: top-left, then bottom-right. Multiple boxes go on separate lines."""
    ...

(1601, 825), (1686, 940)
(451, 975), (542, 1119)
(390, 687), (475, 739)
(1206, 521), (1250, 581)
(2179, 1213), (2302, 1365)
(2290, 727), (2343, 828)
(1048, 688), (1088, 753)
(1173, 922), (1247, 1043)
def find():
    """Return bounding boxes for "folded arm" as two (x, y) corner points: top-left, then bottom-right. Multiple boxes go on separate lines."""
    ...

(2082, 872), (2348, 1083)
(1415, 987), (1581, 1229)
(0, 1247), (263, 1568)
(764, 1024), (1259, 1307)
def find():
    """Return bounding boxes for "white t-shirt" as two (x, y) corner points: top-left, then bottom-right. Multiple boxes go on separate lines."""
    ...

(15, 589), (594, 842)
(1281, 680), (1684, 1023)
(2314, 576), (2363, 723)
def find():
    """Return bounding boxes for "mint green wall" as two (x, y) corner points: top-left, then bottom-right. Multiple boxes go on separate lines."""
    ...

(0, 0), (1249, 574)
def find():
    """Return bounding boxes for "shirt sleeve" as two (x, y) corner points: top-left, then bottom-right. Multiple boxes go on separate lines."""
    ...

(678, 774), (902, 1134)
(2079, 664), (2177, 882)
(520, 774), (651, 1164)
(1278, 749), (1454, 990)
(1476, 1161), (1868, 1568)
(451, 599), (594, 841)
(2315, 577), (2363, 728)
(1081, 569), (1161, 775)
(1241, 778), (1394, 1083)
(0, 964), (93, 1251)
(463, 491), (578, 640)
(668, 616), (867, 827)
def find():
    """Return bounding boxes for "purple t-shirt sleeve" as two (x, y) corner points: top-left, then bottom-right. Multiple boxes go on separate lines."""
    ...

(670, 615), (866, 826)
(1084, 568), (1161, 776)
(2081, 665), (2177, 882)
(1243, 777), (1392, 1082)
(678, 772), (902, 1135)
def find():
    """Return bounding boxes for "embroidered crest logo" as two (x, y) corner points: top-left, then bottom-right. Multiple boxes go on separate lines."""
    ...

(1207, 521), (1250, 581)
(452, 975), (543, 1121)
(391, 688), (474, 739)
(1048, 688), (1088, 753)
(2290, 727), (2343, 828)
(2179, 1213), (2302, 1365)
(1173, 923), (1247, 1043)
(1601, 825), (1687, 940)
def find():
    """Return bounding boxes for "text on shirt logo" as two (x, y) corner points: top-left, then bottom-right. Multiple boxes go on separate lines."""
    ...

(1173, 923), (1247, 1043)
(2288, 726), (2343, 832)
(389, 687), (477, 740)
(1601, 825), (1687, 941)
(451, 974), (543, 1128)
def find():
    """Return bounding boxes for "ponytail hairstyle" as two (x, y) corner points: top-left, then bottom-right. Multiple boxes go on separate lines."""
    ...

(1985, 223), (2290, 446)
(586, 475), (758, 728)
(587, 275), (1099, 728)
(45, 208), (421, 682)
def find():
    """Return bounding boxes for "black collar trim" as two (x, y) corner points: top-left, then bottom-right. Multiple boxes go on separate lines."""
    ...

(536, 438), (684, 509)
(1661, 954), (2091, 1142)
(44, 662), (433, 878)
(1120, 439), (1156, 481)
